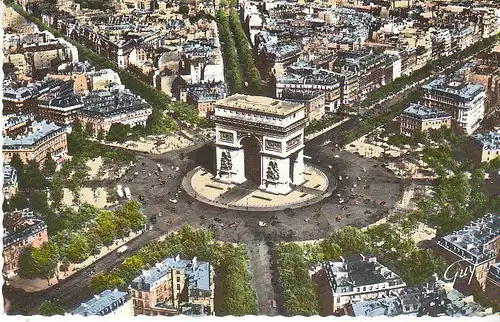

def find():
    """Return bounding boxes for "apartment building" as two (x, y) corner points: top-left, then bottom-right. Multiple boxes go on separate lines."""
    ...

(86, 69), (122, 91)
(281, 89), (326, 121)
(437, 213), (500, 291)
(276, 62), (342, 112)
(79, 88), (153, 134)
(430, 29), (452, 59)
(399, 103), (452, 136)
(71, 289), (132, 317)
(3, 120), (68, 165)
(183, 82), (226, 118)
(2, 79), (67, 114)
(37, 93), (84, 125)
(130, 256), (215, 317)
(485, 262), (500, 305)
(3, 209), (48, 277)
(470, 130), (500, 163)
(349, 278), (492, 317)
(322, 254), (406, 313)
(421, 77), (485, 135)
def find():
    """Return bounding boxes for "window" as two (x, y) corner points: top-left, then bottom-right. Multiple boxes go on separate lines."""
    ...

(177, 284), (180, 291)
(176, 276), (180, 283)
(363, 287), (366, 291)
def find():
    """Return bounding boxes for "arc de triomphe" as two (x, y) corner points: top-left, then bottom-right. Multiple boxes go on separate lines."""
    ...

(212, 95), (307, 195)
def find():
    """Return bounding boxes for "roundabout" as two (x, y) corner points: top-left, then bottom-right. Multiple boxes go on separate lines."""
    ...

(182, 164), (335, 211)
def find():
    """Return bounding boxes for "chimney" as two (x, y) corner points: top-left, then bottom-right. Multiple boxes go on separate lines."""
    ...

(360, 254), (365, 261)
(113, 289), (118, 293)
(142, 269), (149, 276)
(94, 295), (100, 300)
(175, 255), (180, 262)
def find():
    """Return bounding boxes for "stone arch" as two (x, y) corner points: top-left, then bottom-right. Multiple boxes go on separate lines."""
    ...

(240, 135), (262, 184)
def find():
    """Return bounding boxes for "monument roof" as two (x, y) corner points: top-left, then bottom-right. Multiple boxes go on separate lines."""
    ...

(215, 95), (304, 116)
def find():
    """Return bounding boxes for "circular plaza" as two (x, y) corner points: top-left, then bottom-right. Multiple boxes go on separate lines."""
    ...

(182, 164), (333, 211)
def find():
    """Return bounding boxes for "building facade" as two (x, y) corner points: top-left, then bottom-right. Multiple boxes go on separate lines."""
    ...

(3, 209), (48, 277)
(130, 256), (215, 317)
(3, 120), (68, 165)
(322, 254), (407, 313)
(79, 89), (153, 134)
(470, 131), (500, 163)
(437, 213), (500, 292)
(421, 77), (485, 135)
(399, 103), (452, 136)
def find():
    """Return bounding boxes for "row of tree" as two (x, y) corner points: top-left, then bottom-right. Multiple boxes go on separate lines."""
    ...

(305, 114), (345, 136)
(275, 243), (320, 316)
(19, 201), (145, 284)
(89, 225), (257, 316)
(229, 9), (263, 95)
(216, 9), (245, 94)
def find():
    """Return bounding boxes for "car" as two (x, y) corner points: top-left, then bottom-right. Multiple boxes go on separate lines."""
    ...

(169, 199), (178, 204)
(150, 217), (157, 224)
(334, 155), (340, 158)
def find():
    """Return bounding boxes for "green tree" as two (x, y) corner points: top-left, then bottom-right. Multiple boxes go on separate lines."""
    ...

(145, 110), (178, 135)
(49, 174), (65, 209)
(10, 152), (24, 174)
(21, 159), (46, 190)
(18, 242), (59, 285)
(68, 119), (89, 154)
(31, 190), (51, 215)
(116, 255), (145, 282)
(327, 226), (372, 256)
(96, 210), (118, 246)
(90, 273), (125, 293)
(66, 234), (90, 263)
(106, 123), (130, 143)
(97, 129), (106, 141)
(39, 300), (65, 316)
(115, 200), (145, 233)
(42, 151), (57, 179)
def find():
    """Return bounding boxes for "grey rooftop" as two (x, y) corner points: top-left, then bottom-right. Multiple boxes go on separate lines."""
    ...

(472, 131), (500, 151)
(401, 103), (451, 120)
(438, 212), (500, 264)
(71, 289), (129, 316)
(3, 121), (64, 148)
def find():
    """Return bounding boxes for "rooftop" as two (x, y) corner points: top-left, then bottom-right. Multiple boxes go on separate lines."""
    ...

(438, 212), (500, 264)
(472, 131), (500, 151)
(215, 95), (304, 116)
(3, 121), (64, 149)
(422, 77), (485, 102)
(3, 209), (47, 248)
(324, 254), (405, 295)
(401, 103), (451, 120)
(131, 256), (212, 296)
(71, 289), (129, 316)
(82, 89), (151, 116)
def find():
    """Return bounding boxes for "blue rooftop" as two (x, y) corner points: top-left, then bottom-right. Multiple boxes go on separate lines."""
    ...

(472, 131), (500, 151)
(422, 77), (484, 102)
(131, 257), (212, 296)
(71, 289), (129, 316)
(401, 103), (451, 120)
(3, 121), (64, 148)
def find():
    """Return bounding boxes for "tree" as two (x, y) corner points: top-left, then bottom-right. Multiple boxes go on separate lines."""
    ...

(96, 210), (118, 246)
(31, 190), (51, 215)
(66, 234), (90, 263)
(10, 152), (24, 174)
(60, 257), (71, 275)
(85, 122), (94, 136)
(21, 159), (46, 190)
(49, 174), (65, 210)
(19, 242), (59, 285)
(90, 273), (125, 293)
(145, 110), (178, 135)
(178, 4), (189, 15)
(115, 200), (145, 233)
(116, 255), (145, 282)
(327, 226), (372, 256)
(68, 119), (89, 154)
(106, 123), (130, 143)
(42, 151), (57, 179)
(97, 129), (106, 141)
(39, 300), (65, 316)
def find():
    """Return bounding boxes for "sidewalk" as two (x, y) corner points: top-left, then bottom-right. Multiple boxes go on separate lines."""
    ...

(7, 231), (142, 293)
